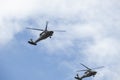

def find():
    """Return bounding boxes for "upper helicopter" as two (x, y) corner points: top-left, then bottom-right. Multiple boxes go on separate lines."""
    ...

(27, 21), (65, 45)
(74, 63), (104, 80)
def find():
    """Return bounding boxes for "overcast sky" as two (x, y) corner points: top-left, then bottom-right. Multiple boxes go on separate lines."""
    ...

(0, 0), (120, 80)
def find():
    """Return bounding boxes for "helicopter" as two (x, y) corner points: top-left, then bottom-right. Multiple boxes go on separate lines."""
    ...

(74, 63), (104, 80)
(26, 21), (65, 45)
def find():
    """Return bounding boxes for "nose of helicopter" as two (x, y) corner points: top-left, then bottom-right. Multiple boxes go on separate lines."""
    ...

(48, 31), (54, 36)
(94, 72), (97, 75)
(50, 31), (54, 35)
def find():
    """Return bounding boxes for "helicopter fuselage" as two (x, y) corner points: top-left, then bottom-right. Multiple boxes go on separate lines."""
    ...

(83, 71), (97, 78)
(40, 31), (54, 40)
(33, 31), (54, 44)
(89, 71), (97, 76)
(75, 63), (103, 80)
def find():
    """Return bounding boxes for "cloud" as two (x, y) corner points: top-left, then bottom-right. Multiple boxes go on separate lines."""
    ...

(1, 0), (119, 45)
(0, 0), (120, 80)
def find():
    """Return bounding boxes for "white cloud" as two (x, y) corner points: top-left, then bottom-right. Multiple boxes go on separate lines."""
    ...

(0, 0), (119, 45)
(0, 0), (120, 80)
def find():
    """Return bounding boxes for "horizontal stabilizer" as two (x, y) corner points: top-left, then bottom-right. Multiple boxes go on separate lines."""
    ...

(28, 41), (37, 45)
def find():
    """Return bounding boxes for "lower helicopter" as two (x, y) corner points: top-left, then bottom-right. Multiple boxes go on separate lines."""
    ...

(75, 63), (104, 80)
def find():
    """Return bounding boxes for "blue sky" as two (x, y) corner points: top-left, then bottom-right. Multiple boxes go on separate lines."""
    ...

(0, 0), (120, 80)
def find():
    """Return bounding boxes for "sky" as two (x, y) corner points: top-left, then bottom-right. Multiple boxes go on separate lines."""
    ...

(0, 0), (120, 80)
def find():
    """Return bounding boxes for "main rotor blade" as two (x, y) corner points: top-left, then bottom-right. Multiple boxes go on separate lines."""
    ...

(80, 63), (91, 70)
(76, 69), (88, 72)
(26, 27), (44, 31)
(45, 21), (48, 31)
(91, 66), (104, 70)
(53, 30), (66, 32)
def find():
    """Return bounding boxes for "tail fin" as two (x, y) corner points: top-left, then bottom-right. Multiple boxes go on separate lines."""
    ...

(30, 39), (33, 42)
(74, 74), (80, 79)
(74, 74), (83, 80)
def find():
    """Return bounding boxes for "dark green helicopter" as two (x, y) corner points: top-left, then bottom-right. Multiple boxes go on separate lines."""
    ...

(75, 63), (104, 80)
(27, 21), (65, 45)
